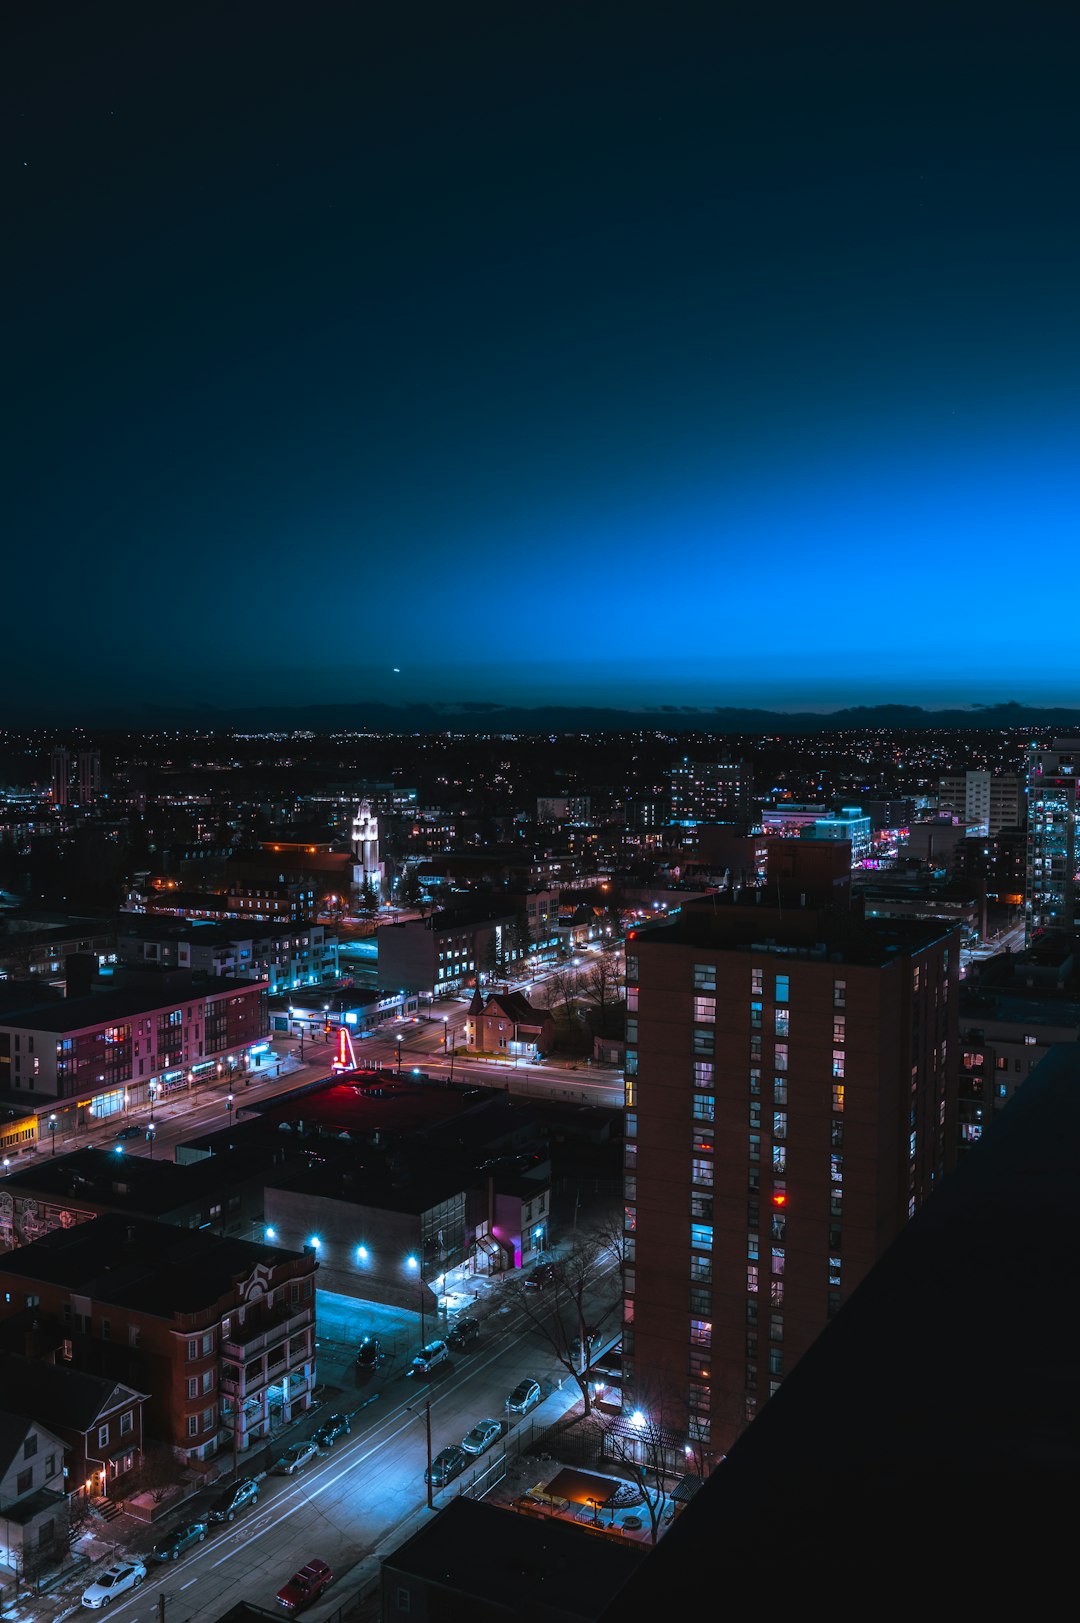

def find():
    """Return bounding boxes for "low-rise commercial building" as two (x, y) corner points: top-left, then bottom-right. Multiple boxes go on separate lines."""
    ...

(0, 974), (267, 1132)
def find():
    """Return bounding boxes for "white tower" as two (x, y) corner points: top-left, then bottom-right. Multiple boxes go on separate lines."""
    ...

(352, 799), (383, 891)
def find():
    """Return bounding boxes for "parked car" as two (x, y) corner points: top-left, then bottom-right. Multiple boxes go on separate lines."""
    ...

(507, 1378), (542, 1415)
(312, 1413), (350, 1449)
(447, 1315), (480, 1351)
(113, 1125), (142, 1141)
(152, 1521), (207, 1561)
(82, 1561), (146, 1608)
(276, 1558), (333, 1612)
(425, 1445), (467, 1488)
(525, 1261), (556, 1290)
(356, 1335), (383, 1370)
(209, 1476), (261, 1522)
(461, 1417), (501, 1456)
(273, 1440), (320, 1475)
(409, 1338), (450, 1378)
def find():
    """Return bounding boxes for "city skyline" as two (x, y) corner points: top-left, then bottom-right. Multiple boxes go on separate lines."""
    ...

(10, 5), (1080, 717)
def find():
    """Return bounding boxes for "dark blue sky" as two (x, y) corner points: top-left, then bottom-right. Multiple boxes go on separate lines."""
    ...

(8, 3), (1080, 718)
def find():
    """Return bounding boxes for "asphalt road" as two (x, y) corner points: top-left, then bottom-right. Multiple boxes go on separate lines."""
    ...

(95, 1263), (619, 1623)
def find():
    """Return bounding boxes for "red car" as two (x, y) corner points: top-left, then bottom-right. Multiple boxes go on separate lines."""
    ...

(277, 1559), (333, 1613)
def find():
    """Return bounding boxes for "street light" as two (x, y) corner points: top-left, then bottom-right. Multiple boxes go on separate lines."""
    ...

(442, 1017), (448, 1052)
(226, 1093), (235, 1127)
(147, 1121), (156, 1158)
(396, 1037), (402, 1075)
(148, 1082), (157, 1122)
(48, 1114), (58, 1156)
(407, 1254), (425, 1344)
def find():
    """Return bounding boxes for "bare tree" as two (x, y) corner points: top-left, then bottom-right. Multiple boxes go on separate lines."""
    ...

(587, 1378), (697, 1545)
(513, 1233), (622, 1415)
(544, 965), (582, 1029)
(581, 950), (622, 1034)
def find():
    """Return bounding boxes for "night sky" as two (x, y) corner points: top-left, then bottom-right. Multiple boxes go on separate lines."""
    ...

(9, 3), (1080, 718)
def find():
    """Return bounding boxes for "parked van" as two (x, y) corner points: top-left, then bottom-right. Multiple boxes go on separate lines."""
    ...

(409, 1339), (450, 1377)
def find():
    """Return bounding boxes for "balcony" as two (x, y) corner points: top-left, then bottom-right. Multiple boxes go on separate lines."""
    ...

(221, 1307), (311, 1363)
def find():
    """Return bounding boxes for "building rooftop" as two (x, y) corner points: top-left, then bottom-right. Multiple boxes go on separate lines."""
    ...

(0, 1213), (310, 1316)
(0, 1353), (147, 1432)
(115, 915), (321, 945)
(0, 974), (264, 1032)
(631, 902), (956, 966)
(384, 1496), (646, 1617)
(1, 1143), (293, 1218)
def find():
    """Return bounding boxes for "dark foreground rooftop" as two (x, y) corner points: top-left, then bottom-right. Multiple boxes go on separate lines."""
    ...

(599, 1040), (1080, 1610)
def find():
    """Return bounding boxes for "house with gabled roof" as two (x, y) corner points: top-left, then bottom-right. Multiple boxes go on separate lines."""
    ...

(0, 1410), (67, 1583)
(465, 988), (554, 1059)
(0, 1353), (147, 1503)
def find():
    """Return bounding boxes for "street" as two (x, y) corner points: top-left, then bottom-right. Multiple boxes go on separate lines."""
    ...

(68, 1257), (620, 1623)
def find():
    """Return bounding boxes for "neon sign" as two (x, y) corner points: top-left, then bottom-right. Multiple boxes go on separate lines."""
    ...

(331, 1026), (357, 1073)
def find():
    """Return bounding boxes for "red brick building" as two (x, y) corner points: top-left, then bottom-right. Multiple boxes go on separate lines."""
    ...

(465, 989), (554, 1058)
(624, 870), (958, 1460)
(0, 1215), (316, 1464)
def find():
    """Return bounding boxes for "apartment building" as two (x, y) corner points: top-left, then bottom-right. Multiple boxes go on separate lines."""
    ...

(0, 1216), (316, 1461)
(624, 863), (958, 1460)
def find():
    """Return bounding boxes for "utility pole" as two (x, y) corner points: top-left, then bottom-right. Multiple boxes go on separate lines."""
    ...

(159, 1593), (166, 1623)
(424, 1399), (433, 1509)
(408, 1400), (434, 1509)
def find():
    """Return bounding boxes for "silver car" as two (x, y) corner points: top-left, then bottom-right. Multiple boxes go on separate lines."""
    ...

(461, 1417), (501, 1456)
(507, 1378), (542, 1415)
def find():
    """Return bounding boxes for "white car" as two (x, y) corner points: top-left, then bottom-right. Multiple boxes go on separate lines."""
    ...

(82, 1561), (146, 1608)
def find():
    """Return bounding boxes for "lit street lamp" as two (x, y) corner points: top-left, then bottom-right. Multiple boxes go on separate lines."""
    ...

(226, 1093), (235, 1128)
(442, 1017), (448, 1052)
(147, 1121), (156, 1158)
(148, 1081), (157, 1121)
(48, 1114), (58, 1156)
(407, 1254), (425, 1344)
(396, 1037), (402, 1076)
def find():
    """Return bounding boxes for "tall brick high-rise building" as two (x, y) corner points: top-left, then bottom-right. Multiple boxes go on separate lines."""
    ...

(623, 848), (958, 1460)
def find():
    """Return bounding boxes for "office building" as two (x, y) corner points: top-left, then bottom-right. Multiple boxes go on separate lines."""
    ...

(623, 851), (958, 1460)
(938, 771), (1021, 837)
(669, 760), (752, 825)
(48, 747), (70, 808)
(1026, 739), (1080, 942)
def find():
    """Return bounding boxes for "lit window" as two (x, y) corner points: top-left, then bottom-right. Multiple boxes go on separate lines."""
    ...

(832, 1084), (845, 1113)
(694, 996), (716, 1022)
(832, 1050), (845, 1078)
